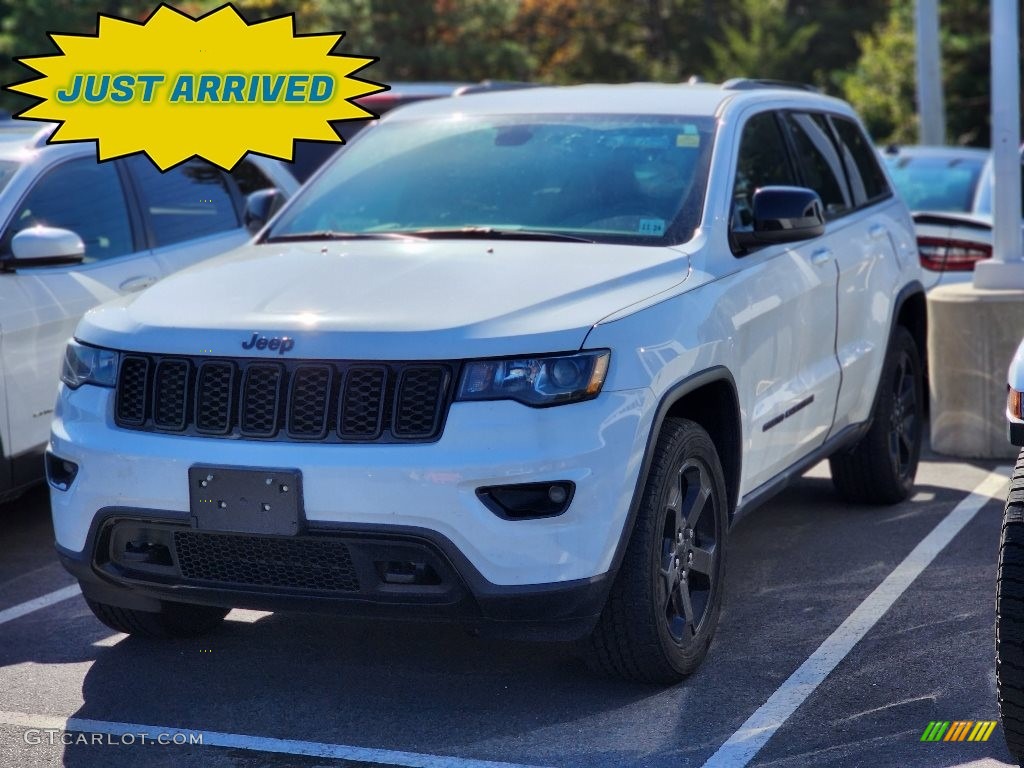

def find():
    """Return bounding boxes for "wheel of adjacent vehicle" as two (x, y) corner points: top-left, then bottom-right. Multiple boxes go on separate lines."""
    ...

(998, 451), (1024, 763)
(583, 417), (728, 684)
(829, 325), (923, 505)
(85, 596), (229, 638)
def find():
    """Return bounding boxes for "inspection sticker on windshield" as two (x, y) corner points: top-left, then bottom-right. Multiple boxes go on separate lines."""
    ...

(676, 125), (701, 148)
(638, 218), (666, 236)
(4, 3), (385, 170)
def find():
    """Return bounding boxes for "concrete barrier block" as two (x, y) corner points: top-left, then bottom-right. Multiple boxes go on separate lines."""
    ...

(928, 283), (1024, 459)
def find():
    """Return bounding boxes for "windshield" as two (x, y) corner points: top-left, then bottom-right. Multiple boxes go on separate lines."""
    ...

(267, 113), (716, 245)
(882, 152), (985, 213)
(971, 157), (1024, 216)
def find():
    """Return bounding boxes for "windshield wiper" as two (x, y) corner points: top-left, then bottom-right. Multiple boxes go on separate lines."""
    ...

(263, 231), (420, 244)
(397, 227), (595, 243)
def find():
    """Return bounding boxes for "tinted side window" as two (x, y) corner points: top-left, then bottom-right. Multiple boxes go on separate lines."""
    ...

(3, 157), (133, 262)
(231, 160), (275, 196)
(784, 112), (851, 219)
(127, 157), (239, 247)
(832, 116), (891, 203)
(731, 112), (797, 235)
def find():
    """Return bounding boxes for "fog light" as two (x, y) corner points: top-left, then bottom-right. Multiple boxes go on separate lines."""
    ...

(122, 539), (173, 566)
(477, 481), (575, 520)
(378, 560), (440, 586)
(45, 451), (78, 491)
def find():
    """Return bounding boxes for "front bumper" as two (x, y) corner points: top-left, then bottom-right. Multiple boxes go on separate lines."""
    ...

(1010, 419), (1024, 447)
(57, 510), (613, 640)
(50, 383), (654, 629)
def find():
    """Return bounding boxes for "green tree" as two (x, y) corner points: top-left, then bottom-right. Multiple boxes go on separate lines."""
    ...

(514, 0), (653, 83)
(703, 0), (820, 83)
(325, 0), (529, 83)
(844, 0), (992, 147)
(0, 1), (173, 114)
(842, 1), (917, 145)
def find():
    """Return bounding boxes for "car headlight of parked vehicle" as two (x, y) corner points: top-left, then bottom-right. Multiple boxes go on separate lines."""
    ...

(61, 340), (119, 389)
(457, 350), (610, 407)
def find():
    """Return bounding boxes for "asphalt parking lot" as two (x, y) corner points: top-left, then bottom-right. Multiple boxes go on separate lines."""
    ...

(0, 450), (1018, 768)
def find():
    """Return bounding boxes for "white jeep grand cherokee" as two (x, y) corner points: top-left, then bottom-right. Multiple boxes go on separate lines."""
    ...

(48, 81), (925, 683)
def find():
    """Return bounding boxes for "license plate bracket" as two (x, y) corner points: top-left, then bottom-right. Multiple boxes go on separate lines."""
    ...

(188, 465), (304, 536)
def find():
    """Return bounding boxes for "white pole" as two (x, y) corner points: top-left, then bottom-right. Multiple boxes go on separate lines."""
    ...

(973, 0), (1024, 290)
(915, 0), (945, 145)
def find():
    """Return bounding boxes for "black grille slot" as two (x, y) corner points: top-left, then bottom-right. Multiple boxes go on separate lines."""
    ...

(288, 365), (332, 438)
(152, 359), (190, 430)
(239, 364), (283, 437)
(116, 356), (150, 426)
(339, 367), (386, 438)
(173, 531), (359, 593)
(394, 366), (447, 438)
(195, 362), (235, 434)
(113, 354), (452, 443)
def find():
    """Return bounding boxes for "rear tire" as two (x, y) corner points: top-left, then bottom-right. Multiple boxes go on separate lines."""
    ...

(582, 418), (728, 684)
(829, 325), (923, 505)
(85, 596), (229, 638)
(997, 450), (1024, 763)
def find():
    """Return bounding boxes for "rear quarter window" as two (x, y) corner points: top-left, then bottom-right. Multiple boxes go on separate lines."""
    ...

(832, 116), (891, 205)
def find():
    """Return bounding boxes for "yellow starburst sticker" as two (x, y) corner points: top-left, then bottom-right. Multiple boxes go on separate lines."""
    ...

(5, 3), (386, 170)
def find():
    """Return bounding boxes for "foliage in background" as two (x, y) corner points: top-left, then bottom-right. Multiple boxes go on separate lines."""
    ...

(842, 1), (918, 146)
(0, 0), (994, 147)
(705, 0), (819, 83)
(844, 0), (991, 146)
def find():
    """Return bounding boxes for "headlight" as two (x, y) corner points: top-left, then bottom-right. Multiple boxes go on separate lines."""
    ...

(457, 350), (610, 407)
(61, 340), (119, 389)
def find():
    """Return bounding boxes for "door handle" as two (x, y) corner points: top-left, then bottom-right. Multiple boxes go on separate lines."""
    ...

(810, 248), (834, 266)
(119, 275), (158, 292)
(869, 223), (888, 240)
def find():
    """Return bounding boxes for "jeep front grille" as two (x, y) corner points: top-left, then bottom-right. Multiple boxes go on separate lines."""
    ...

(114, 354), (453, 443)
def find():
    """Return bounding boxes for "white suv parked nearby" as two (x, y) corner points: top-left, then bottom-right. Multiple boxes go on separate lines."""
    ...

(0, 122), (298, 501)
(48, 81), (925, 682)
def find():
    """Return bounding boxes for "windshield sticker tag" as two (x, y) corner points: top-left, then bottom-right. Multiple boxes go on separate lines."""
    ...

(4, 3), (386, 171)
(676, 128), (700, 148)
(638, 218), (666, 236)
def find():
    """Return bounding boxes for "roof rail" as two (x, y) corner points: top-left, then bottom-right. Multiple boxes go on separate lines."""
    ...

(453, 80), (543, 97)
(721, 78), (821, 94)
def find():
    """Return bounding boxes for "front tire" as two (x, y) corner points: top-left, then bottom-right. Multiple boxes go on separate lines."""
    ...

(583, 418), (728, 684)
(997, 451), (1024, 763)
(85, 596), (229, 638)
(830, 325), (923, 505)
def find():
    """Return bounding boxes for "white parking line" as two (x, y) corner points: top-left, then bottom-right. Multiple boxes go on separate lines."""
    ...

(0, 584), (81, 627)
(0, 709), (550, 768)
(702, 467), (1012, 768)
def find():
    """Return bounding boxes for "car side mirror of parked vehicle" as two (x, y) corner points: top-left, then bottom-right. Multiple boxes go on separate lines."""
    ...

(244, 188), (283, 234)
(9, 226), (85, 267)
(732, 186), (825, 251)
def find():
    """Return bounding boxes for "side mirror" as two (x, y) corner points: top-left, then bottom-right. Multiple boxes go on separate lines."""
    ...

(244, 188), (283, 234)
(9, 226), (85, 267)
(733, 186), (825, 250)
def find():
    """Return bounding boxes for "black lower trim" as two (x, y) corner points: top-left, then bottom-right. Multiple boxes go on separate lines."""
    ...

(734, 421), (869, 519)
(57, 508), (608, 641)
(1011, 422), (1024, 448)
(603, 367), (740, 586)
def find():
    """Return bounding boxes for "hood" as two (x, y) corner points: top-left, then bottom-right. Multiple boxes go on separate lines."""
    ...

(78, 239), (690, 359)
